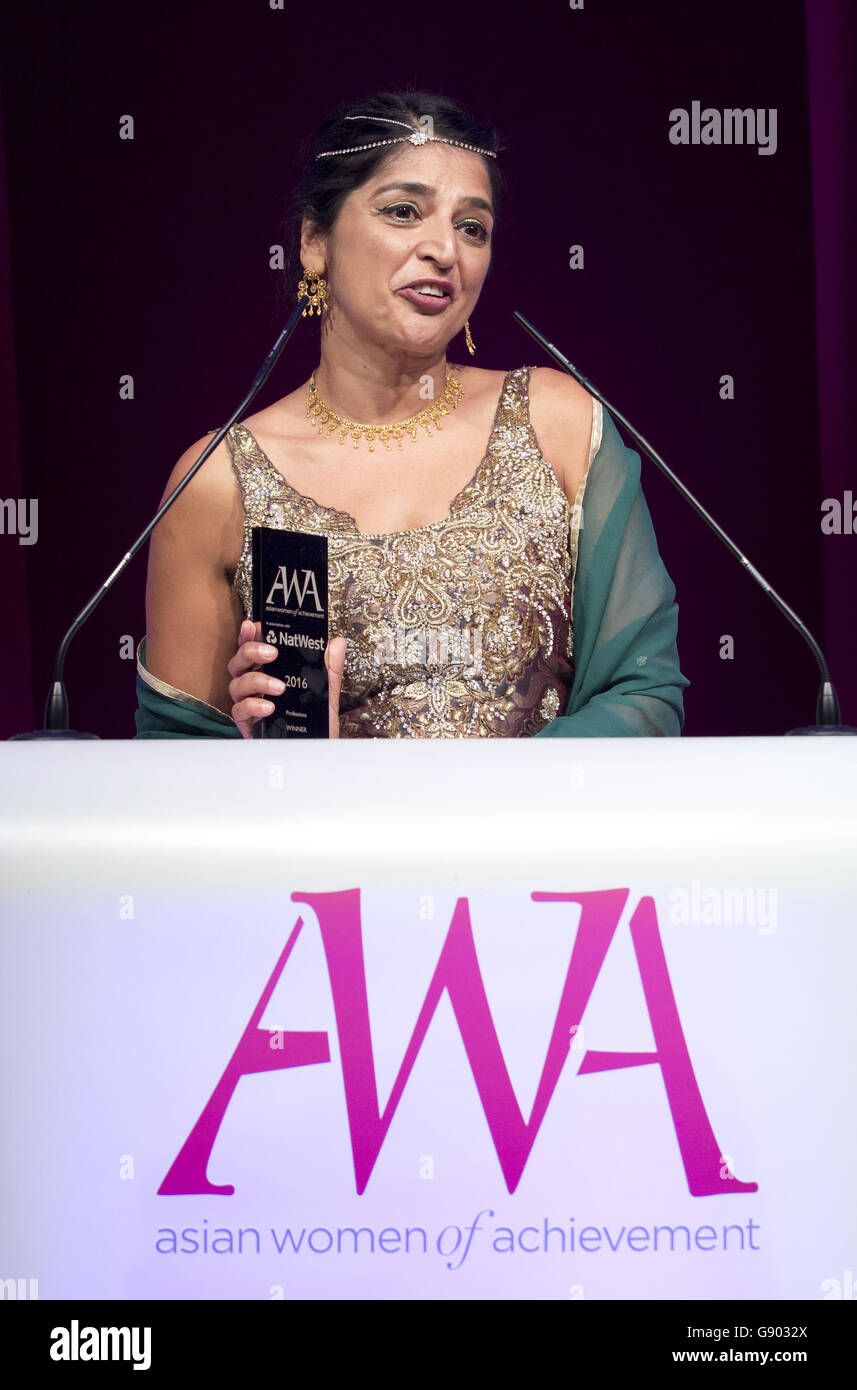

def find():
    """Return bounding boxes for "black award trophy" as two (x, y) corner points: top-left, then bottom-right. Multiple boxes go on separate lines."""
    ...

(251, 526), (329, 738)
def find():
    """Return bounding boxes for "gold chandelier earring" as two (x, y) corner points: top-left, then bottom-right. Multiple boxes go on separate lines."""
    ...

(464, 319), (476, 356)
(297, 267), (328, 317)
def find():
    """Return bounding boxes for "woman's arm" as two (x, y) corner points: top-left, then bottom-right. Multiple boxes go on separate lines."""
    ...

(136, 435), (246, 736)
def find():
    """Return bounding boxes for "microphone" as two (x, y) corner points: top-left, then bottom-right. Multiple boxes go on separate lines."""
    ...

(514, 311), (856, 736)
(10, 295), (309, 740)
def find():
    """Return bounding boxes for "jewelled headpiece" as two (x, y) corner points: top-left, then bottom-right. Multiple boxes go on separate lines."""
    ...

(315, 114), (498, 160)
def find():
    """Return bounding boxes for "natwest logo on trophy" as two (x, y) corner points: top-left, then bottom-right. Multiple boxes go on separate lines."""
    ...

(158, 888), (758, 1200)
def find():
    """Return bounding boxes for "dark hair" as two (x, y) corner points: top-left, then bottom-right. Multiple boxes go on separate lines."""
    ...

(277, 88), (506, 308)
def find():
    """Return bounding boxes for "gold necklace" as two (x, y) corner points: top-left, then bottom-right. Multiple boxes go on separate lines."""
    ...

(305, 366), (464, 452)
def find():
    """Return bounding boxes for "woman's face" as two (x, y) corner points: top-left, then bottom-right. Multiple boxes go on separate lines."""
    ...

(303, 141), (495, 360)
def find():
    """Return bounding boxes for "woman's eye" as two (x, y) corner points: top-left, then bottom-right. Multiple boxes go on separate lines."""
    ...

(457, 220), (489, 244)
(383, 203), (419, 220)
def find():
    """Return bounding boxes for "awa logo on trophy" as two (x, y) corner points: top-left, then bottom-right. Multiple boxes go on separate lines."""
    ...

(252, 526), (329, 738)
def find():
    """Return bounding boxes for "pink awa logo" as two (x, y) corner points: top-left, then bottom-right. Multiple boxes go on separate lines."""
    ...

(159, 888), (758, 1198)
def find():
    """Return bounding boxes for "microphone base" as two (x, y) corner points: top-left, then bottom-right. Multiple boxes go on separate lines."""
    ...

(786, 724), (857, 736)
(8, 730), (101, 741)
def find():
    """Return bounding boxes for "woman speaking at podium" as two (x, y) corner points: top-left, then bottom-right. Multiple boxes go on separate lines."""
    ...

(135, 90), (689, 740)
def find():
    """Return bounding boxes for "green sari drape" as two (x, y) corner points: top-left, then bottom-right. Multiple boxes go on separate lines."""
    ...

(135, 639), (240, 738)
(134, 403), (689, 739)
(533, 404), (688, 737)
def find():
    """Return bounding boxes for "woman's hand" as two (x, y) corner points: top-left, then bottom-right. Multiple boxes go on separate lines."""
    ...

(227, 618), (346, 739)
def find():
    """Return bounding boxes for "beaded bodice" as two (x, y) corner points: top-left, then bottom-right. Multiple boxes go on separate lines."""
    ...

(226, 365), (598, 738)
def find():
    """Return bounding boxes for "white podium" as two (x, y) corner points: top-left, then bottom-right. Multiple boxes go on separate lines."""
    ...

(1, 738), (855, 1301)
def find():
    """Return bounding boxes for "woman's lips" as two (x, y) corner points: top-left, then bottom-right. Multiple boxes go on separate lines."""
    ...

(397, 286), (453, 313)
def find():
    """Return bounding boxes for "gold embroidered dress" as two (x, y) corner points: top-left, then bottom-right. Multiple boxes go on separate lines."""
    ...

(135, 372), (688, 740)
(226, 366), (600, 738)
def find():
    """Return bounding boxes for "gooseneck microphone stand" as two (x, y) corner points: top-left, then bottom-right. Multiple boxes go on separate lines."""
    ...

(514, 311), (855, 735)
(11, 295), (309, 740)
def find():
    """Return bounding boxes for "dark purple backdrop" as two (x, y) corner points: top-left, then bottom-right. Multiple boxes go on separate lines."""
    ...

(1, 0), (854, 739)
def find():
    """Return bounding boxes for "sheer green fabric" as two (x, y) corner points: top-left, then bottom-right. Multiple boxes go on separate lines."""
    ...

(533, 404), (689, 737)
(135, 639), (240, 739)
(134, 403), (688, 739)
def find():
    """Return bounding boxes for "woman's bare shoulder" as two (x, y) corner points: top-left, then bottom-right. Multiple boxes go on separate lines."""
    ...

(453, 363), (507, 382)
(453, 363), (508, 395)
(439, 364), (512, 426)
(526, 365), (595, 501)
(153, 430), (245, 568)
(240, 376), (313, 444)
